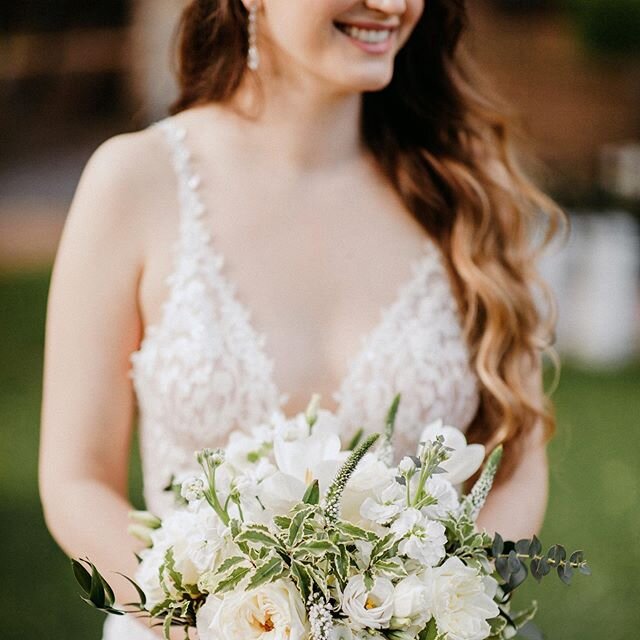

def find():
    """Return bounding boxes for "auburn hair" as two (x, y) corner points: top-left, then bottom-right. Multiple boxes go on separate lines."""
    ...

(168, 0), (567, 486)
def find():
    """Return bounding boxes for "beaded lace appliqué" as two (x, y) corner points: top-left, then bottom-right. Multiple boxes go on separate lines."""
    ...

(127, 115), (480, 519)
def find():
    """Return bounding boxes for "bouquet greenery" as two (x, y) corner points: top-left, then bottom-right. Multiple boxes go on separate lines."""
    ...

(72, 394), (589, 640)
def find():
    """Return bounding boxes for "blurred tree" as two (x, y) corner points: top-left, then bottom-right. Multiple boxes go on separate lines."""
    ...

(565, 0), (640, 55)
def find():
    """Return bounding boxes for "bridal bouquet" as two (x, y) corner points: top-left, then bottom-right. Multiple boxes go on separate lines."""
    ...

(73, 394), (589, 640)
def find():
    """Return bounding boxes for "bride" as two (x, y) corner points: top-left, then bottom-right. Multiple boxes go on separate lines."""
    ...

(38, 0), (564, 638)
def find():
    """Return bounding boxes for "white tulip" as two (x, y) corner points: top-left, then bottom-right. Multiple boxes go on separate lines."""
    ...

(341, 575), (395, 629)
(419, 419), (485, 485)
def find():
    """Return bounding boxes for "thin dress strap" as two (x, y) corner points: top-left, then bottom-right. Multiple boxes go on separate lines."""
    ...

(152, 116), (213, 262)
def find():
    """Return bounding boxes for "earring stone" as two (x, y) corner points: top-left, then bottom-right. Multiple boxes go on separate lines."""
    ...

(247, 1), (260, 71)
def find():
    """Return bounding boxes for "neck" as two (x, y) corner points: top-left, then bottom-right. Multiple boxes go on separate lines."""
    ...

(223, 68), (365, 172)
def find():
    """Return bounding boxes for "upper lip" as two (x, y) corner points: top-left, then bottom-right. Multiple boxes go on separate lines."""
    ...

(335, 20), (399, 30)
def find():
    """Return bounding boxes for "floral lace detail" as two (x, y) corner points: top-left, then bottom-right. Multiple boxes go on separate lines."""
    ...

(127, 114), (480, 524)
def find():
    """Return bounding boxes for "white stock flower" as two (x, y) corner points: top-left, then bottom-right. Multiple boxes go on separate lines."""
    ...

(196, 579), (308, 640)
(390, 508), (446, 567)
(420, 475), (460, 520)
(422, 557), (499, 640)
(359, 481), (405, 524)
(341, 575), (395, 629)
(398, 456), (416, 475)
(419, 419), (485, 485)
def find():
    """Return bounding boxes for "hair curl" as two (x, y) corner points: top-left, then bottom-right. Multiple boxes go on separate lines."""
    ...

(168, 0), (567, 486)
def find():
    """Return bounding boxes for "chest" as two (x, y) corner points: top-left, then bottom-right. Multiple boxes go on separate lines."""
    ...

(138, 149), (441, 415)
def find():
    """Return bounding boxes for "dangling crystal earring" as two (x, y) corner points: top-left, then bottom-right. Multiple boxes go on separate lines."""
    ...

(247, 0), (260, 71)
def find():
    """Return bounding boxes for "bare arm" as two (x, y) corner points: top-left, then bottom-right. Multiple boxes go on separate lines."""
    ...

(475, 355), (550, 541)
(38, 133), (193, 639)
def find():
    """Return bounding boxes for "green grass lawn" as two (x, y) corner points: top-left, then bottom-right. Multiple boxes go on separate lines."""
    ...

(1, 268), (639, 640)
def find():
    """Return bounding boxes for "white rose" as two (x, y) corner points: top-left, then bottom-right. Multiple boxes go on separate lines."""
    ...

(419, 419), (485, 485)
(390, 508), (446, 567)
(342, 576), (395, 629)
(197, 579), (308, 640)
(422, 557), (499, 640)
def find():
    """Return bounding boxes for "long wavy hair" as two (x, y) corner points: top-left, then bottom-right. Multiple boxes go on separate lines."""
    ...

(168, 0), (566, 486)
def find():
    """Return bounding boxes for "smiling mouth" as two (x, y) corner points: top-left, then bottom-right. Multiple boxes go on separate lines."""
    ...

(333, 21), (396, 45)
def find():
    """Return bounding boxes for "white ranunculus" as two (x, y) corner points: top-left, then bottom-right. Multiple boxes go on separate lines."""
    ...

(196, 579), (308, 640)
(390, 508), (447, 567)
(341, 575), (395, 629)
(422, 557), (499, 640)
(419, 419), (485, 485)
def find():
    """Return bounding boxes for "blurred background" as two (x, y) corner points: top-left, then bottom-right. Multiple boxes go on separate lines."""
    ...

(1, 0), (639, 638)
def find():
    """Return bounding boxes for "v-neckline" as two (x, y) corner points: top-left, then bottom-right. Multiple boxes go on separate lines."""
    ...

(152, 116), (441, 420)
(210, 238), (438, 418)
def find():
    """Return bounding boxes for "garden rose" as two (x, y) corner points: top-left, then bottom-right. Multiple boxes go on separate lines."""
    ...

(196, 579), (308, 640)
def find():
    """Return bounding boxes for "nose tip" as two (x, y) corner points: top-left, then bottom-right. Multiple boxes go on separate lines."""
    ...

(364, 0), (407, 13)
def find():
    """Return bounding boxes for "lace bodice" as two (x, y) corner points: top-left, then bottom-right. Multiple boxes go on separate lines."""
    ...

(127, 115), (480, 519)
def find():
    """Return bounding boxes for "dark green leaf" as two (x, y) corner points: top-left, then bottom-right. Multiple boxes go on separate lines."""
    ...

(114, 572), (147, 607)
(508, 550), (521, 573)
(89, 564), (106, 609)
(492, 533), (504, 557)
(71, 559), (92, 594)
(569, 550), (584, 564)
(495, 556), (511, 582)
(528, 535), (542, 557)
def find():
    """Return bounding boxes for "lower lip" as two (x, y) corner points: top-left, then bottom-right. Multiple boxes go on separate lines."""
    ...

(335, 25), (396, 55)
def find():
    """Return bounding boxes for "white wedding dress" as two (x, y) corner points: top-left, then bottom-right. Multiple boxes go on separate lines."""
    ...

(101, 115), (480, 639)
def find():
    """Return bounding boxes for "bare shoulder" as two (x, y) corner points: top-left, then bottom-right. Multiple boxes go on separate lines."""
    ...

(77, 123), (172, 212)
(62, 122), (176, 263)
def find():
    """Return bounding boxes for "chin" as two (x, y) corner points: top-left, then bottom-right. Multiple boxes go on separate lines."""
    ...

(332, 64), (395, 94)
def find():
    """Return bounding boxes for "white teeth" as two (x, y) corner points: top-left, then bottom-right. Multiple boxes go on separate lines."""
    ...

(338, 24), (392, 44)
